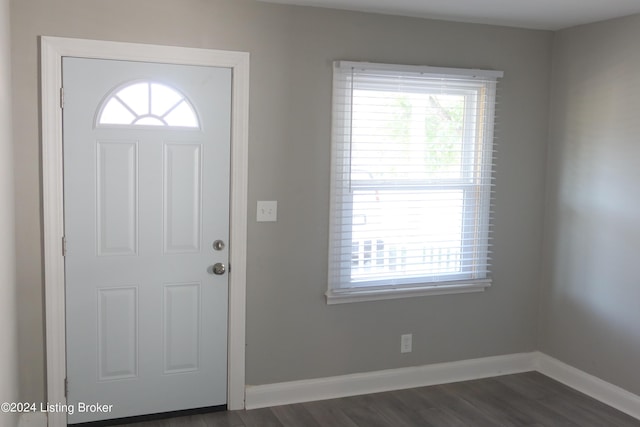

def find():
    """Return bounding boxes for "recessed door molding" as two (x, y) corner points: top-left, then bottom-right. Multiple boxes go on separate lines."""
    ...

(41, 36), (249, 427)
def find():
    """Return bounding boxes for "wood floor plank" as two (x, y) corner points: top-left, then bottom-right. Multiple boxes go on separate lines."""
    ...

(189, 411), (246, 427)
(500, 394), (580, 426)
(445, 380), (533, 426)
(388, 387), (436, 411)
(383, 389), (441, 426)
(270, 403), (321, 427)
(235, 408), (282, 427)
(417, 382), (506, 427)
(321, 394), (403, 427)
(539, 391), (638, 427)
(417, 406), (469, 427)
(471, 376), (582, 426)
(496, 371), (563, 400)
(340, 405), (397, 427)
(302, 399), (360, 427)
(363, 396), (429, 427)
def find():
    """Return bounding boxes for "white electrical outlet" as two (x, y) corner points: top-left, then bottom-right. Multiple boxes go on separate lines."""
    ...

(401, 333), (412, 353)
(257, 201), (278, 222)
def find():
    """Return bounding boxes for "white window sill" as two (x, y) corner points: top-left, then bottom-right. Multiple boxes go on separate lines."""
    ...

(325, 280), (491, 304)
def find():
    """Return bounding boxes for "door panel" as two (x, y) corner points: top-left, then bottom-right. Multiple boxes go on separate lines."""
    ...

(96, 141), (138, 256)
(163, 143), (202, 253)
(97, 287), (138, 381)
(163, 283), (201, 373)
(63, 57), (231, 424)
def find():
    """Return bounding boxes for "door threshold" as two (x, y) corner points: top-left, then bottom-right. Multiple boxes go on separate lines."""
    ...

(69, 405), (227, 427)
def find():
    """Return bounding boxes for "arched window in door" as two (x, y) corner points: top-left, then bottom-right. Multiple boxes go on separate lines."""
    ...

(97, 81), (200, 128)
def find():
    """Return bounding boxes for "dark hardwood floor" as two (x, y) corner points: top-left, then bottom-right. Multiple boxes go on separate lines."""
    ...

(106, 372), (640, 426)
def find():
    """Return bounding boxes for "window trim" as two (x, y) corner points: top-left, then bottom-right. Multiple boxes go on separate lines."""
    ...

(327, 279), (492, 305)
(327, 61), (502, 304)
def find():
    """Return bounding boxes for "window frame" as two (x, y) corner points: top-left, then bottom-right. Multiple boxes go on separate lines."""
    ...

(327, 61), (502, 304)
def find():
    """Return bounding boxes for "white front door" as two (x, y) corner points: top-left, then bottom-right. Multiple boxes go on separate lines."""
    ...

(63, 57), (231, 424)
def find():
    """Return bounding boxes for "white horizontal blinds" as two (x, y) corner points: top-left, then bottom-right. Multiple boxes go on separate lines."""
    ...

(328, 61), (502, 291)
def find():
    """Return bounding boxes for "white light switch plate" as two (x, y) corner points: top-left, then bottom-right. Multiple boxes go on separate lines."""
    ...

(257, 201), (278, 222)
(401, 333), (412, 353)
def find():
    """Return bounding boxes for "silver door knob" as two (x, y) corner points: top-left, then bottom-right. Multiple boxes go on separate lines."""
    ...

(213, 240), (225, 251)
(212, 262), (226, 275)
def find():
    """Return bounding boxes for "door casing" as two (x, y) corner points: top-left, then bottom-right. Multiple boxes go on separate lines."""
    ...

(41, 36), (249, 427)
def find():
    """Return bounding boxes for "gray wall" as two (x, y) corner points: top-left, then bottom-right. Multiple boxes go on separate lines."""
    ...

(540, 13), (640, 396)
(0, 0), (18, 425)
(11, 0), (552, 403)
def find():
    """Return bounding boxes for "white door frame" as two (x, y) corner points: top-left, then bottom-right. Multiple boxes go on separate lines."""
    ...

(41, 36), (249, 427)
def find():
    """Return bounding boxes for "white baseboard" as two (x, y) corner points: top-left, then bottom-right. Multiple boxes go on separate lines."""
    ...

(534, 352), (640, 421)
(246, 352), (640, 422)
(18, 413), (47, 427)
(245, 352), (536, 409)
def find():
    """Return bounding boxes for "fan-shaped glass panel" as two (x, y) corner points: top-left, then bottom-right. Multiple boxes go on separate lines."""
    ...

(97, 81), (199, 128)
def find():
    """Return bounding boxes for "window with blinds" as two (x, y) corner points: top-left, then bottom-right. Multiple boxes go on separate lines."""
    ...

(327, 61), (502, 303)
